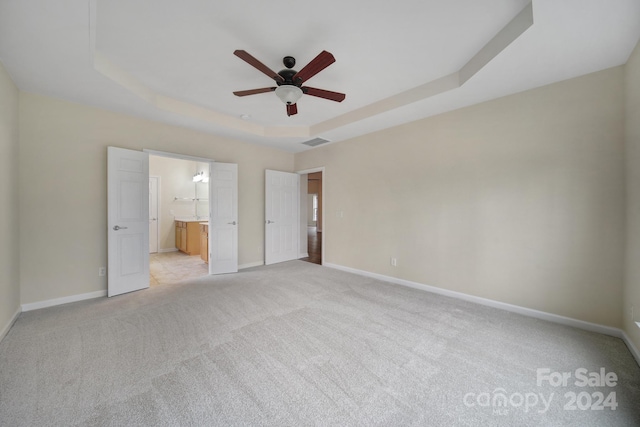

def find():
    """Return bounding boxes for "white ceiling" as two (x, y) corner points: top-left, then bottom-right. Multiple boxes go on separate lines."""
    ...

(0, 0), (638, 153)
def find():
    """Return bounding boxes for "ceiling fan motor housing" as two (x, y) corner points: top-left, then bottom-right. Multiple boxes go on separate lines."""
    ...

(277, 68), (301, 87)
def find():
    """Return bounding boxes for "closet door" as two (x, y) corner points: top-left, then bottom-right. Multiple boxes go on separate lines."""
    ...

(265, 170), (299, 265)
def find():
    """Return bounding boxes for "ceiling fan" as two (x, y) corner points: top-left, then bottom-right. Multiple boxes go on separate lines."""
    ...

(233, 50), (346, 117)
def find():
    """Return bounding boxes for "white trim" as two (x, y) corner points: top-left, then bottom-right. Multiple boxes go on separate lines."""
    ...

(149, 175), (161, 255)
(325, 263), (624, 338)
(299, 174), (309, 262)
(144, 149), (214, 163)
(239, 261), (264, 270)
(0, 307), (21, 343)
(296, 167), (324, 175)
(158, 248), (179, 253)
(21, 290), (107, 312)
(299, 252), (309, 259)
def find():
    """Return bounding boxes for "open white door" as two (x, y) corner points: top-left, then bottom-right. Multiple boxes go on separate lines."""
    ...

(209, 162), (238, 274)
(265, 169), (300, 265)
(107, 147), (150, 297)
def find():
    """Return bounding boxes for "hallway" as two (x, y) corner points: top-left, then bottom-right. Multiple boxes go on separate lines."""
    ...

(302, 226), (321, 265)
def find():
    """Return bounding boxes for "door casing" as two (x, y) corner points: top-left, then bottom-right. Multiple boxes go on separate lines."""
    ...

(149, 175), (160, 254)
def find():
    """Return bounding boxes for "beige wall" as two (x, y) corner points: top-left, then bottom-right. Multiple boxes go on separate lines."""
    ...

(296, 66), (626, 328)
(624, 39), (640, 353)
(19, 93), (293, 305)
(6, 47), (639, 342)
(0, 62), (20, 336)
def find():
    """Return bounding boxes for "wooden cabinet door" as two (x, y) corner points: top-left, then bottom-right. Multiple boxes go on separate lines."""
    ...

(180, 227), (187, 252)
(175, 221), (203, 255)
(200, 225), (208, 263)
(185, 222), (199, 255)
(176, 221), (186, 252)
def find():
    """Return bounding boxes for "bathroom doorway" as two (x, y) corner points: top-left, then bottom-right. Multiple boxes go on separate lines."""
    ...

(148, 153), (211, 286)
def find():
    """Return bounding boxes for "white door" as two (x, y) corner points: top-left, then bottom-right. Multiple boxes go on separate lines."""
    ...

(149, 176), (159, 253)
(107, 147), (150, 297)
(209, 162), (238, 274)
(265, 169), (300, 265)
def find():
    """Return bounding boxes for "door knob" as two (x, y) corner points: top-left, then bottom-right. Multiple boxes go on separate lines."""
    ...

(227, 221), (237, 225)
(113, 225), (128, 231)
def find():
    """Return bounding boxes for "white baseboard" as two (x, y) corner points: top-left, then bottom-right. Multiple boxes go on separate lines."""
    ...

(20, 261), (262, 312)
(325, 262), (639, 365)
(239, 261), (264, 270)
(299, 252), (309, 259)
(0, 307), (21, 343)
(158, 248), (178, 253)
(22, 290), (107, 312)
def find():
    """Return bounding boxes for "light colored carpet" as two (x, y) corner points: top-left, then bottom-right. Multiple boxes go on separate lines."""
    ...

(1, 261), (638, 426)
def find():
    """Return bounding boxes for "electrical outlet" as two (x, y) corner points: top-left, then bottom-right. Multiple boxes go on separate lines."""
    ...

(391, 257), (397, 267)
(99, 267), (106, 277)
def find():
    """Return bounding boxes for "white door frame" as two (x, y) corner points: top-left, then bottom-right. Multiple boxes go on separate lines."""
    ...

(149, 175), (160, 254)
(296, 167), (325, 265)
(299, 174), (309, 259)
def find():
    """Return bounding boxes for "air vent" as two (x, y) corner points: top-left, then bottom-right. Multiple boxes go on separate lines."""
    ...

(301, 137), (330, 147)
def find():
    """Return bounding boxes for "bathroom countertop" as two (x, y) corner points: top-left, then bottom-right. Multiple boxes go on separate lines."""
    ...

(174, 216), (207, 222)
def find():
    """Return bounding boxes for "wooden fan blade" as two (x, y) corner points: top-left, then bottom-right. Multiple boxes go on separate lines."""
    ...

(234, 50), (284, 82)
(292, 51), (335, 83)
(286, 103), (298, 116)
(302, 87), (346, 102)
(233, 87), (276, 97)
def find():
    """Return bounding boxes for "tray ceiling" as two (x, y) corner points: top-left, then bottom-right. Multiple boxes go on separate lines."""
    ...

(0, 0), (638, 152)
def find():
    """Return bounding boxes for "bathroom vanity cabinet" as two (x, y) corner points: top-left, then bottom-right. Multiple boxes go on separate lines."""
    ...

(175, 220), (201, 255)
(200, 223), (208, 263)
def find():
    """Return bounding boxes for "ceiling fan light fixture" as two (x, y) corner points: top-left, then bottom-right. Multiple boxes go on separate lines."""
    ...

(275, 85), (303, 105)
(234, 50), (343, 116)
